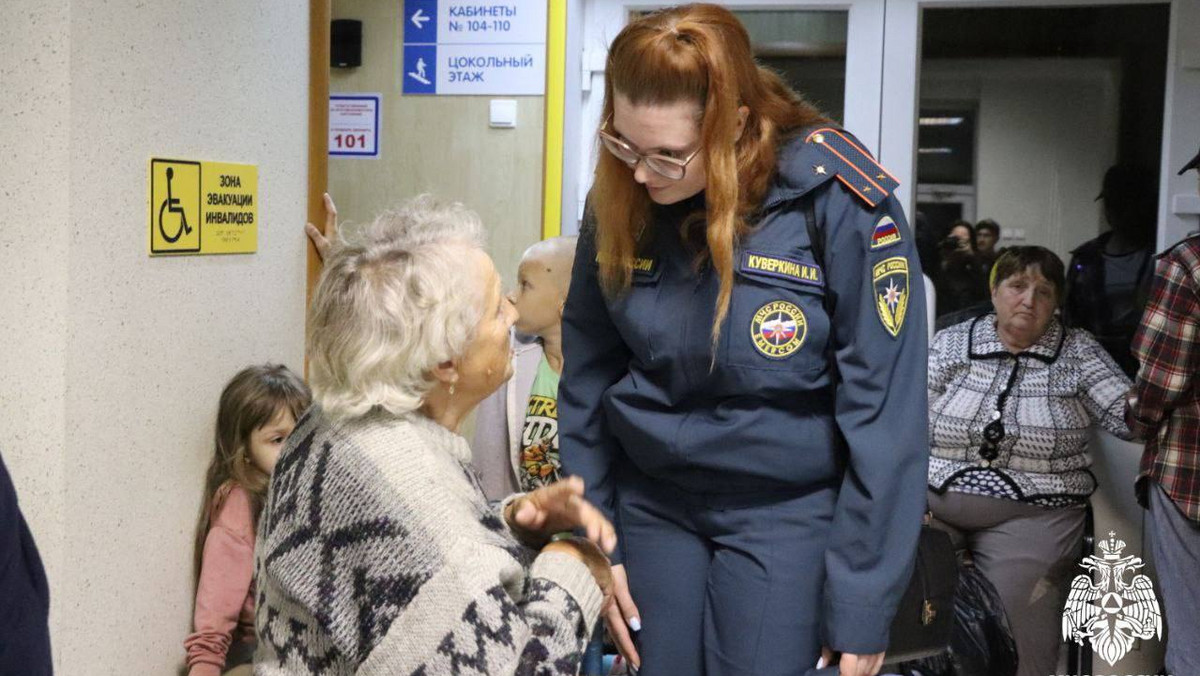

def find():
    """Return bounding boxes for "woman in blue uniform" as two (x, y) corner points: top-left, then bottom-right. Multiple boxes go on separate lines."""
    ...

(559, 5), (929, 676)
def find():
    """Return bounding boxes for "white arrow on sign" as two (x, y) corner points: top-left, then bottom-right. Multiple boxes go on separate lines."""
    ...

(411, 9), (430, 30)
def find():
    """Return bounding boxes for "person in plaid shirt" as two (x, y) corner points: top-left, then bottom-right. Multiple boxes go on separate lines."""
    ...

(1127, 144), (1200, 675)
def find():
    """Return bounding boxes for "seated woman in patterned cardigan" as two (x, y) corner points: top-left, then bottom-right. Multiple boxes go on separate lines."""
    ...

(926, 245), (1133, 676)
(254, 195), (616, 675)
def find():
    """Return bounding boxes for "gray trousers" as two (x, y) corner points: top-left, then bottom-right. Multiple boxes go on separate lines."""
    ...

(927, 490), (1085, 676)
(1149, 481), (1200, 675)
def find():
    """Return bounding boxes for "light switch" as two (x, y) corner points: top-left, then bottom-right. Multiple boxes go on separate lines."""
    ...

(1173, 194), (1200, 215)
(489, 99), (518, 128)
(1181, 48), (1200, 71)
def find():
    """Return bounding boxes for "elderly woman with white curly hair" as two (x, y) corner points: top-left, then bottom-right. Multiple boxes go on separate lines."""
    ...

(255, 195), (616, 675)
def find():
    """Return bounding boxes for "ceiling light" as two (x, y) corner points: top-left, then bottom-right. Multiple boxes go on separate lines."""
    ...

(919, 116), (964, 126)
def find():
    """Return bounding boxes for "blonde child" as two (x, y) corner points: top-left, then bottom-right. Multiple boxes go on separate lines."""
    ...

(472, 236), (578, 499)
(183, 364), (311, 676)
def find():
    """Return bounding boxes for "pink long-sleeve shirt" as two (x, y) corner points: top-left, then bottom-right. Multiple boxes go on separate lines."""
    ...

(184, 482), (256, 676)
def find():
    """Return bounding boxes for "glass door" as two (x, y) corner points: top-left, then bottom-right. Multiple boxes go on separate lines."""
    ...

(882, 0), (1196, 250)
(878, 2), (1195, 674)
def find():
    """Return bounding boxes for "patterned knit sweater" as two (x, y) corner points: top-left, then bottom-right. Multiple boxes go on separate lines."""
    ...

(253, 405), (604, 674)
(928, 315), (1133, 507)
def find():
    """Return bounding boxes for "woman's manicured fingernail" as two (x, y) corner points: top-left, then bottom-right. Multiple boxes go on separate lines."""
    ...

(628, 617), (641, 632)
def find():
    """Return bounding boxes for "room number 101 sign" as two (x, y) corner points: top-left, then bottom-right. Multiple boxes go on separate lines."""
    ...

(329, 94), (381, 158)
(334, 133), (368, 150)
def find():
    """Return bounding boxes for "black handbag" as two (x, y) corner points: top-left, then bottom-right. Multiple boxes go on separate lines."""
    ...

(884, 519), (958, 662)
(893, 554), (1019, 676)
(800, 196), (958, 664)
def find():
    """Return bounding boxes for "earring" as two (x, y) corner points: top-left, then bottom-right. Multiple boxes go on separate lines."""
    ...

(449, 383), (456, 396)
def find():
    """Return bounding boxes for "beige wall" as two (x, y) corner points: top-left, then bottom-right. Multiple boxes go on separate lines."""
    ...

(330, 0), (546, 286)
(0, 0), (71, 628)
(1, 1), (310, 672)
(922, 59), (1119, 261)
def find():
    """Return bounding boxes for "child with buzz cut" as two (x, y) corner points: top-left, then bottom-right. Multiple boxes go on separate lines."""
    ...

(473, 236), (578, 499)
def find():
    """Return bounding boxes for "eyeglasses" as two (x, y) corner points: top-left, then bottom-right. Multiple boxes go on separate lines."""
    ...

(597, 115), (702, 181)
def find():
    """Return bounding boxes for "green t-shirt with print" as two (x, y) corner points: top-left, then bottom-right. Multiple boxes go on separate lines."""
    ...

(519, 355), (560, 491)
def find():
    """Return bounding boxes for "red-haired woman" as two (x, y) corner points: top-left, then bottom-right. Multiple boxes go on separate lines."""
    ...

(560, 5), (930, 676)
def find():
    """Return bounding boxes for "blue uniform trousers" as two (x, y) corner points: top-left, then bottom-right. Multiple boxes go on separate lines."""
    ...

(618, 468), (836, 676)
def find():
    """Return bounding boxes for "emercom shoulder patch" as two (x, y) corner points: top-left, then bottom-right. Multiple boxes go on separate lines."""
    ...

(872, 256), (910, 338)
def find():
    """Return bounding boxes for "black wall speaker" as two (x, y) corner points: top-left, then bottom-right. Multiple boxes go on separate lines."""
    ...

(331, 19), (363, 68)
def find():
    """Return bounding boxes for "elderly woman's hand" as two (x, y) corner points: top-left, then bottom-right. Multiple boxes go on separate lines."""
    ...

(542, 536), (615, 610)
(305, 192), (338, 262)
(505, 476), (618, 554)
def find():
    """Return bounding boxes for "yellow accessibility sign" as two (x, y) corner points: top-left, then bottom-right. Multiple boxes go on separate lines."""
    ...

(148, 158), (258, 255)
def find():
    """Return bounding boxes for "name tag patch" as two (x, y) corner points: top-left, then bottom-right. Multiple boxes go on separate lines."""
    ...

(740, 251), (823, 288)
(631, 257), (656, 276)
(594, 254), (659, 279)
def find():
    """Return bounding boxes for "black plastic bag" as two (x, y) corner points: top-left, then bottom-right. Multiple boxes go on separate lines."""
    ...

(892, 563), (1018, 676)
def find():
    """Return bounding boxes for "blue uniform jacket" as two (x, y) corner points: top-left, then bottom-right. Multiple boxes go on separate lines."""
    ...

(560, 129), (930, 653)
(0, 452), (52, 674)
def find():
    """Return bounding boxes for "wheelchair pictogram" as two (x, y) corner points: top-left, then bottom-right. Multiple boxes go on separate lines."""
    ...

(149, 159), (200, 253)
(158, 168), (193, 243)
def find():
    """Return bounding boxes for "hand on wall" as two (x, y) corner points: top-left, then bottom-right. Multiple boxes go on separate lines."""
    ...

(305, 192), (339, 262)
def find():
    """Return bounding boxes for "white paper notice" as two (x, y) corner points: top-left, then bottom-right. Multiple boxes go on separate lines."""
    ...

(329, 95), (380, 158)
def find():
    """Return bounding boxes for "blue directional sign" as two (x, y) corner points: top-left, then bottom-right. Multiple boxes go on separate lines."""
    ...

(401, 1), (546, 96)
(405, 0), (438, 44)
(403, 45), (437, 95)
